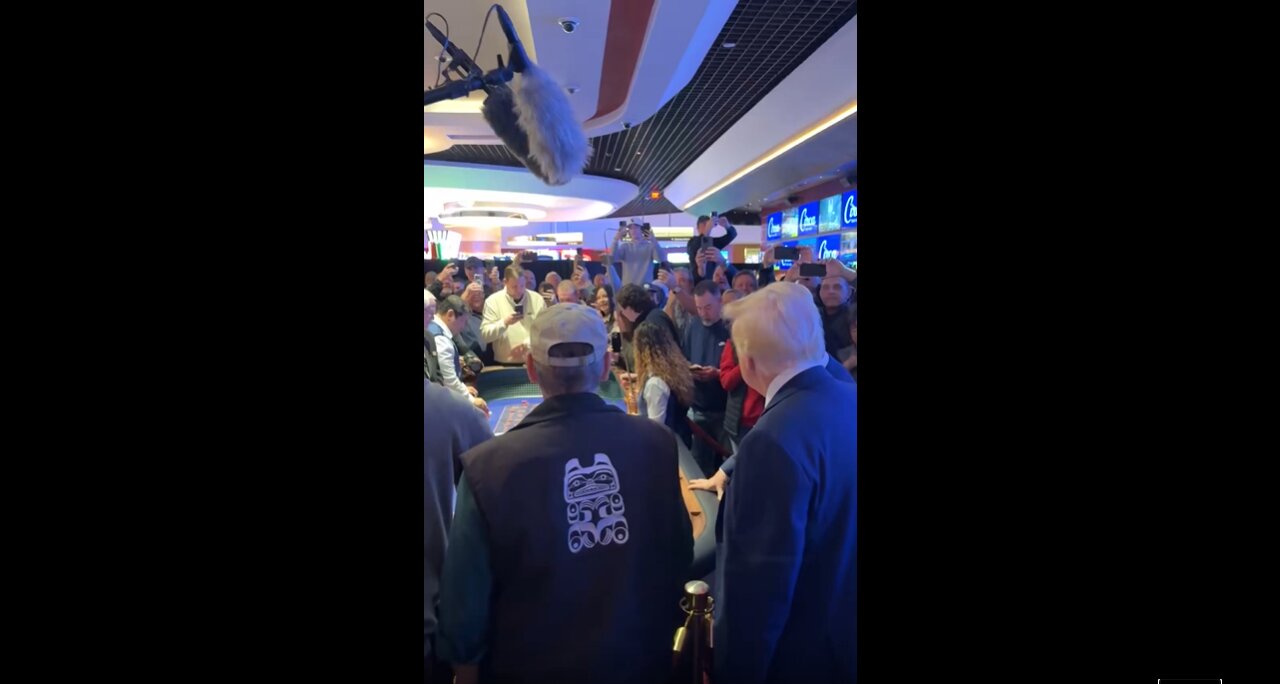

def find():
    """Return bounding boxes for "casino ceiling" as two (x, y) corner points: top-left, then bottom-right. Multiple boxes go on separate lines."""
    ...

(425, 0), (858, 218)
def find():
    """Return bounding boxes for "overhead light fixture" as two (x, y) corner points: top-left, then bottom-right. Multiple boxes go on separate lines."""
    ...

(535, 232), (584, 242)
(722, 41), (736, 48)
(438, 212), (530, 229)
(683, 100), (858, 209)
(443, 202), (547, 220)
(510, 231), (584, 246)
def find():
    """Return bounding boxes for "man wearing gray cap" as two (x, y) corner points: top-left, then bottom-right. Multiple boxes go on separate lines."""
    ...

(439, 303), (694, 684)
(461, 256), (493, 297)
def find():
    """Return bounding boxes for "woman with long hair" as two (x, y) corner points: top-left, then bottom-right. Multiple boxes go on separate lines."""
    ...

(593, 283), (616, 330)
(633, 321), (694, 447)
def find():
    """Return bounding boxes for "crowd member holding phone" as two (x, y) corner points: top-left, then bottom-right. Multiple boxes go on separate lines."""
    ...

(481, 265), (546, 365)
(685, 213), (739, 284)
(458, 282), (494, 368)
(570, 254), (593, 301)
(656, 267), (692, 334)
(681, 280), (732, 477)
(610, 221), (674, 289)
(780, 246), (822, 294)
(537, 282), (558, 307)
(462, 257), (494, 297)
(427, 263), (459, 300)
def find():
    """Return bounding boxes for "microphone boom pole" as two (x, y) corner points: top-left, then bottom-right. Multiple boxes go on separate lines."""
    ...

(424, 5), (591, 185)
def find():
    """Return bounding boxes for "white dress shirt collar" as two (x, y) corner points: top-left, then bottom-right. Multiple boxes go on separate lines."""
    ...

(764, 356), (827, 409)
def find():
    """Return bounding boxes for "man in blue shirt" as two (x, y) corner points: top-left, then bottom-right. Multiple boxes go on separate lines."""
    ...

(714, 282), (857, 684)
(681, 280), (731, 477)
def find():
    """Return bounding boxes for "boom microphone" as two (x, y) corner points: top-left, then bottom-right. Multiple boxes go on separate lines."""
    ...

(425, 5), (591, 186)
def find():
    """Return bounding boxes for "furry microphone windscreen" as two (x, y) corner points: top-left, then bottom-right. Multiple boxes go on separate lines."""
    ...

(482, 85), (551, 183)
(512, 62), (592, 186)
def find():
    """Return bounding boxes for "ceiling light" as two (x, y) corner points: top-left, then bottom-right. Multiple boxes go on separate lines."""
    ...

(439, 213), (529, 229)
(444, 202), (547, 220)
(683, 100), (858, 209)
(722, 41), (736, 48)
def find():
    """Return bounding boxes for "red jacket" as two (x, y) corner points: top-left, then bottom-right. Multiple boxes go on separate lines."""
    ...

(720, 340), (764, 431)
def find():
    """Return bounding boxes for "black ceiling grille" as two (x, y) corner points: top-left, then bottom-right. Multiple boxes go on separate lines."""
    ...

(425, 0), (857, 219)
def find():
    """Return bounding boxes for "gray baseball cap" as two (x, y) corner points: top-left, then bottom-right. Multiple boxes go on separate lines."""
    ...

(529, 303), (608, 367)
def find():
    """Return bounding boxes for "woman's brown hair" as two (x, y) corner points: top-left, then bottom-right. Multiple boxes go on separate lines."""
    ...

(633, 321), (694, 408)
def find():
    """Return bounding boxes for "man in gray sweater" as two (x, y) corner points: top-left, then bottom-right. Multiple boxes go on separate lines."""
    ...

(425, 379), (493, 683)
(608, 221), (675, 290)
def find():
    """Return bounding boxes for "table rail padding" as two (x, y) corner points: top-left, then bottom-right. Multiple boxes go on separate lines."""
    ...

(476, 366), (625, 402)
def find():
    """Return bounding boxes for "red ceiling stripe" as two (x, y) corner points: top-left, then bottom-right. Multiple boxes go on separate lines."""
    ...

(589, 0), (658, 122)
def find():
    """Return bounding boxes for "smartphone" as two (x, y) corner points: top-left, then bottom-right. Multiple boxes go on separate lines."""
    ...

(800, 263), (826, 278)
(473, 273), (484, 285)
(774, 246), (800, 261)
(641, 222), (652, 237)
(700, 235), (712, 250)
(610, 332), (622, 354)
(514, 303), (524, 315)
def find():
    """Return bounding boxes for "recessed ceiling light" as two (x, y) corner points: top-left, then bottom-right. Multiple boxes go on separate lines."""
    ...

(722, 41), (736, 48)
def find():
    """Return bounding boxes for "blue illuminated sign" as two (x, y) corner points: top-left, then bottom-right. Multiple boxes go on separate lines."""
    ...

(841, 190), (858, 229)
(815, 234), (841, 262)
(766, 211), (782, 240)
(797, 201), (819, 236)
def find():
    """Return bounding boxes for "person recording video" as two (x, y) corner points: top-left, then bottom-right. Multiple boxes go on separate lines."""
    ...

(685, 213), (739, 284)
(609, 220), (674, 289)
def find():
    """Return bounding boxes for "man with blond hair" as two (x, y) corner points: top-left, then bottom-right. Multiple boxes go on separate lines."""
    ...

(714, 282), (857, 684)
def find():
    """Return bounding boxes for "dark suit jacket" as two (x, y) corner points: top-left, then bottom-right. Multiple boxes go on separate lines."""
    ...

(715, 365), (857, 684)
(424, 330), (442, 384)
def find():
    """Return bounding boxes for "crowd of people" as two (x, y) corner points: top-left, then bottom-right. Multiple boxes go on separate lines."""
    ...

(425, 218), (857, 683)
